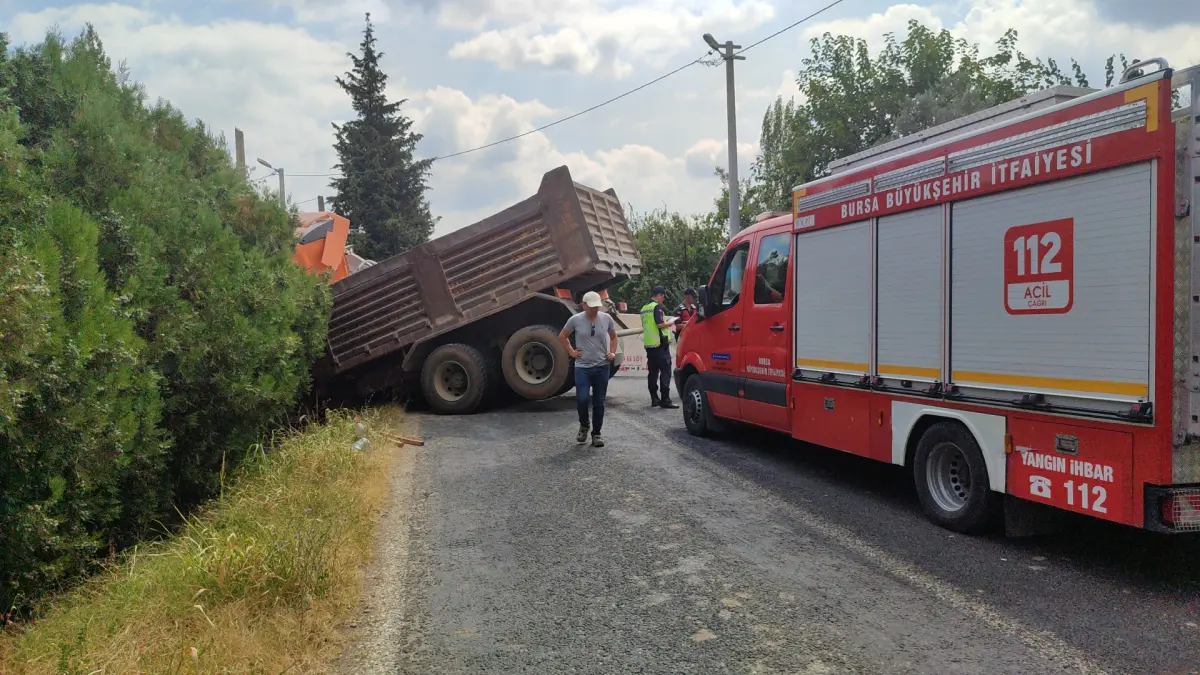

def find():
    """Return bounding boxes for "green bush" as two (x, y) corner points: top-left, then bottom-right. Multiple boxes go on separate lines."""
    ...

(0, 27), (331, 617)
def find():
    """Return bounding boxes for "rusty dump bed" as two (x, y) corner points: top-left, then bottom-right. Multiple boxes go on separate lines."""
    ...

(324, 165), (640, 374)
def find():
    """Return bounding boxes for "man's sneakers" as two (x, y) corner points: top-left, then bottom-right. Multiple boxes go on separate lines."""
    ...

(576, 425), (604, 447)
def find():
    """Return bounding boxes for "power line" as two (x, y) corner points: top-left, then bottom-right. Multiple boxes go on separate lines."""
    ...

(283, 52), (710, 180)
(734, 0), (848, 55)
(432, 54), (711, 161)
(274, 0), (848, 183)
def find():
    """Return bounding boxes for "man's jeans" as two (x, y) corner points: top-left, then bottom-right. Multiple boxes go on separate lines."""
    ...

(575, 364), (610, 435)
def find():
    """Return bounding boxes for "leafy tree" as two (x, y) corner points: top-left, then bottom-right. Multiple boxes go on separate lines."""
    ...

(330, 14), (436, 260)
(0, 26), (330, 617)
(705, 166), (776, 236)
(724, 21), (1101, 216)
(614, 208), (727, 308)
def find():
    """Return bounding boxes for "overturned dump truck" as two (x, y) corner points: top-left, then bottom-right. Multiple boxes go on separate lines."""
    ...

(313, 166), (642, 414)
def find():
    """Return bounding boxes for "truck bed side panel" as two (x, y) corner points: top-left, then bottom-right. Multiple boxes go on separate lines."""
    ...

(323, 166), (638, 374)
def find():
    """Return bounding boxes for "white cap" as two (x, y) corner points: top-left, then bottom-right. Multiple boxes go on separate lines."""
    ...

(581, 291), (604, 308)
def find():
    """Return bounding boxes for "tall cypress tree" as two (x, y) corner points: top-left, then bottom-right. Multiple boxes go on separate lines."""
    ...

(330, 14), (436, 260)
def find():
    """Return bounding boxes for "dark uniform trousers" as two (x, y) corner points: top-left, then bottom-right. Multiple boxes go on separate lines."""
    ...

(646, 345), (672, 401)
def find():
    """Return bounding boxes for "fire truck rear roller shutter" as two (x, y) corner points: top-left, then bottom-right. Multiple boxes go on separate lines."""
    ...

(949, 162), (1152, 407)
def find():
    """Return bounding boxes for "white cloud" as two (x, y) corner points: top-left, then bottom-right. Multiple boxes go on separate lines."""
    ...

(952, 0), (1200, 73)
(410, 86), (722, 233)
(268, 0), (397, 25)
(802, 3), (942, 50)
(801, 0), (1200, 84)
(447, 0), (777, 77)
(7, 3), (353, 200)
(745, 68), (799, 103)
(14, 0), (1196, 246)
(431, 0), (570, 32)
(449, 27), (633, 78)
(6, 3), (735, 237)
(683, 138), (757, 180)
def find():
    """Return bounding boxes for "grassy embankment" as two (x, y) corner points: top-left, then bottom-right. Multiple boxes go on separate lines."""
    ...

(0, 408), (409, 674)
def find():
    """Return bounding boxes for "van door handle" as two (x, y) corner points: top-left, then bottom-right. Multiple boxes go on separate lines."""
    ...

(729, 324), (741, 332)
(769, 323), (785, 332)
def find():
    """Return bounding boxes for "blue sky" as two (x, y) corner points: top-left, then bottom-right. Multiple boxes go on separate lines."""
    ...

(3, 0), (1197, 236)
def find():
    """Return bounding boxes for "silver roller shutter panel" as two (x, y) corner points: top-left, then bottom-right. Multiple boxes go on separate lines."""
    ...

(877, 206), (944, 382)
(950, 162), (1153, 402)
(794, 220), (872, 377)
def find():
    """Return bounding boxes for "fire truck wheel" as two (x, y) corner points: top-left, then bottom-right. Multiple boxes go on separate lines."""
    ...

(420, 343), (492, 415)
(682, 374), (723, 437)
(502, 325), (572, 400)
(912, 421), (1000, 533)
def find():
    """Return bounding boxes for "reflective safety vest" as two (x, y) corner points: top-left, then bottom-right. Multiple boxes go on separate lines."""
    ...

(640, 301), (671, 348)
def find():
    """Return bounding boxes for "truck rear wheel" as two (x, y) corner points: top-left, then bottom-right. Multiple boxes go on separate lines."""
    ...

(502, 325), (571, 400)
(555, 360), (576, 396)
(912, 421), (1000, 533)
(420, 343), (492, 415)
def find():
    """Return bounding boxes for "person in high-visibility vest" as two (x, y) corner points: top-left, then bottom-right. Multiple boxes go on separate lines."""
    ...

(640, 286), (679, 409)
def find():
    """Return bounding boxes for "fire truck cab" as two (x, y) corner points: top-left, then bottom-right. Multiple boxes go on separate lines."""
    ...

(676, 57), (1200, 534)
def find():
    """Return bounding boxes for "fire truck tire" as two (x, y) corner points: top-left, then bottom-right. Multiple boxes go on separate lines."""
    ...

(420, 343), (491, 415)
(912, 421), (1000, 533)
(682, 374), (724, 437)
(502, 324), (572, 400)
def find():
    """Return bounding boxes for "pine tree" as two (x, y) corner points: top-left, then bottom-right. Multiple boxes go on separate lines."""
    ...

(330, 14), (436, 260)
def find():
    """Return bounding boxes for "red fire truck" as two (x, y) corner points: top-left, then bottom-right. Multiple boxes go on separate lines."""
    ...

(676, 57), (1200, 534)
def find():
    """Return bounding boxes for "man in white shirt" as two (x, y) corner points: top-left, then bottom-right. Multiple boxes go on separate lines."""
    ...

(558, 291), (618, 447)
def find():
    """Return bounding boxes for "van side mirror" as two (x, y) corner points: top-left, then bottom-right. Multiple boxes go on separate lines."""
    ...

(697, 285), (711, 319)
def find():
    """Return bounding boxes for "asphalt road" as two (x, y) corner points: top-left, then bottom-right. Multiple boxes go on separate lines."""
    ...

(375, 377), (1200, 674)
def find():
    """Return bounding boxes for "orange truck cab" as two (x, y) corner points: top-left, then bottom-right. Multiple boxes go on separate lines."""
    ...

(294, 211), (351, 283)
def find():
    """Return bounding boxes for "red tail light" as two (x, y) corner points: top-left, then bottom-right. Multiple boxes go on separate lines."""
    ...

(1160, 492), (1200, 530)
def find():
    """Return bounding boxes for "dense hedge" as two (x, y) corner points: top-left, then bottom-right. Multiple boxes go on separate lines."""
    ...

(0, 28), (332, 617)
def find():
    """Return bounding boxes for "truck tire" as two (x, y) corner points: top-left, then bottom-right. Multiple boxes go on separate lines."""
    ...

(420, 343), (492, 415)
(912, 421), (1000, 533)
(486, 351), (515, 405)
(502, 324), (571, 400)
(556, 360), (576, 396)
(682, 374), (724, 437)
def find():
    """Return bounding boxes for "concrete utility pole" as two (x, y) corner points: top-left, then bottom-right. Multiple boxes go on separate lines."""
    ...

(704, 33), (745, 241)
(318, 195), (325, 212)
(234, 128), (246, 174)
(257, 157), (286, 209)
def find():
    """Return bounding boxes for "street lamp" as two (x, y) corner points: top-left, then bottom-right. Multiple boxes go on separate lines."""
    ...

(703, 33), (745, 240)
(257, 157), (286, 209)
